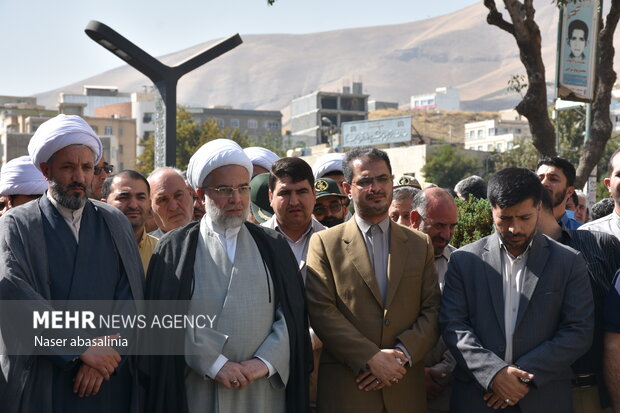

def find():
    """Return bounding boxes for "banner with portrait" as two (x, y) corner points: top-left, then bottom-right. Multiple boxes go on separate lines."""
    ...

(557, 0), (600, 102)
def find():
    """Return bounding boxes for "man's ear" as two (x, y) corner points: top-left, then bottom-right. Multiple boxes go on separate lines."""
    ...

(605, 178), (612, 192)
(565, 186), (575, 202)
(410, 210), (422, 230)
(40, 162), (50, 179)
(342, 181), (352, 200)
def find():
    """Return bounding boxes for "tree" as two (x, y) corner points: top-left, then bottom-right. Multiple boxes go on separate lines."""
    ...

(484, 0), (620, 188)
(422, 145), (482, 188)
(451, 197), (494, 248)
(136, 107), (250, 175)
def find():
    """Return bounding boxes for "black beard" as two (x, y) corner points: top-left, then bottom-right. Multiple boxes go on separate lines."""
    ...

(50, 180), (90, 210)
(319, 216), (344, 228)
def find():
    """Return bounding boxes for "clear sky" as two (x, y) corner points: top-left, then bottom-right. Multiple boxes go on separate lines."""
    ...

(0, 0), (477, 96)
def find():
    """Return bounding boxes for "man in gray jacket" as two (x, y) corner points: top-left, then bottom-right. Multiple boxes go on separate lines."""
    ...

(440, 167), (594, 413)
(0, 114), (144, 413)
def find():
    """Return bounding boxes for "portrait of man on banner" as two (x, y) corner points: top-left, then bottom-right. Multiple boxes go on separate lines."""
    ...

(557, 0), (600, 102)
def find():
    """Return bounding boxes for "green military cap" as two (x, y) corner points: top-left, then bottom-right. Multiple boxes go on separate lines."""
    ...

(314, 177), (347, 199)
(250, 173), (274, 223)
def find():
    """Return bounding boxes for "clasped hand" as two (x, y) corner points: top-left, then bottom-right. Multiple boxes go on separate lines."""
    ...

(484, 365), (534, 409)
(356, 349), (408, 391)
(215, 358), (269, 389)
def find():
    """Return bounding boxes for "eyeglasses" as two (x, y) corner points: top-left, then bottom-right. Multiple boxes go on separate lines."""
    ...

(352, 175), (392, 189)
(313, 201), (343, 216)
(94, 164), (114, 175)
(204, 185), (251, 197)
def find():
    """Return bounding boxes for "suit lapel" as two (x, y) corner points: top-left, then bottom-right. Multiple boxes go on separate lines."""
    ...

(385, 222), (407, 309)
(515, 233), (546, 328)
(343, 218), (384, 308)
(483, 234), (506, 336)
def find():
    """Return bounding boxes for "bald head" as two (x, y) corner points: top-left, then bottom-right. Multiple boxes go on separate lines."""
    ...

(411, 187), (458, 255)
(147, 167), (193, 233)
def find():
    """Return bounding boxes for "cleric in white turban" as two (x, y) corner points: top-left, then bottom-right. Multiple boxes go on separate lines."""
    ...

(144, 138), (311, 413)
(187, 139), (253, 190)
(0, 120), (144, 412)
(243, 147), (280, 177)
(312, 152), (345, 179)
(0, 156), (47, 196)
(28, 114), (102, 171)
(312, 152), (346, 195)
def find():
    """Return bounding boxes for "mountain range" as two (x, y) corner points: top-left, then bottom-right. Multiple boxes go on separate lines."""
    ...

(35, 0), (618, 119)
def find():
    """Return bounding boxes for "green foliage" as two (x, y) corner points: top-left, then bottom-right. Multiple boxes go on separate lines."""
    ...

(554, 107), (586, 166)
(451, 196), (494, 248)
(137, 107), (291, 175)
(422, 145), (482, 188)
(507, 74), (528, 97)
(492, 139), (539, 173)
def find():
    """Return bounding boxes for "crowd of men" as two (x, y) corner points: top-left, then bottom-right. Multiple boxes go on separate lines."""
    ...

(1, 113), (620, 413)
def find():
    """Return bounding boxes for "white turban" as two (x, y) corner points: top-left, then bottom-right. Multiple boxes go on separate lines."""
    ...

(313, 153), (345, 178)
(243, 147), (280, 172)
(28, 114), (102, 171)
(0, 156), (48, 196)
(187, 139), (253, 189)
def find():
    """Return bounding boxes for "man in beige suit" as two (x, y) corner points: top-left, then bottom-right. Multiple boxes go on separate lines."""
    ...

(306, 147), (441, 412)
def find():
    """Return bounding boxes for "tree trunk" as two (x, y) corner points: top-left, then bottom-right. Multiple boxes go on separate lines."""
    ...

(485, 0), (557, 156)
(574, 0), (620, 188)
(485, 0), (620, 187)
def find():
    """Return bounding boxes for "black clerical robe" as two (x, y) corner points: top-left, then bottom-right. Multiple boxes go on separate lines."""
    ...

(142, 221), (311, 413)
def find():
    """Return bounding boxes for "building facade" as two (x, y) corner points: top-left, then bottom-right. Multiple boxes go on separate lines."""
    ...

(187, 106), (282, 141)
(410, 87), (460, 111)
(463, 111), (531, 152)
(290, 82), (369, 146)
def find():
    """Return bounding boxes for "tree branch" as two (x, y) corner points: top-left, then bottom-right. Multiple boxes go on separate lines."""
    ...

(484, 0), (516, 35)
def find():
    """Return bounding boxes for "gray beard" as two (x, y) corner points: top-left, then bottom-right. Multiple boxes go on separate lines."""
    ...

(205, 196), (249, 230)
(50, 180), (90, 210)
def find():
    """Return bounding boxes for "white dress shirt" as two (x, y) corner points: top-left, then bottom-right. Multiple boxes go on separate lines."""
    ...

(499, 240), (531, 364)
(46, 192), (85, 242)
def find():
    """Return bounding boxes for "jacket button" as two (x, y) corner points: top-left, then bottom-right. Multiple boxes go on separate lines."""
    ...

(384, 319), (390, 326)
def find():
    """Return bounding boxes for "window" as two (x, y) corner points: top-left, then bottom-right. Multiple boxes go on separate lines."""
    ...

(118, 127), (123, 137)
(477, 129), (483, 138)
(118, 144), (124, 154)
(497, 143), (503, 152)
(248, 119), (258, 129)
(321, 96), (338, 109)
(90, 125), (99, 133)
(507, 141), (514, 150)
(488, 128), (495, 136)
(265, 121), (280, 131)
(231, 119), (240, 129)
(143, 113), (153, 123)
(104, 126), (113, 135)
(487, 144), (493, 151)
(216, 118), (225, 129)
(477, 146), (483, 151)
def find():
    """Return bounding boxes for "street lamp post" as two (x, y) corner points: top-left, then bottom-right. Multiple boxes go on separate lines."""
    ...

(85, 20), (242, 167)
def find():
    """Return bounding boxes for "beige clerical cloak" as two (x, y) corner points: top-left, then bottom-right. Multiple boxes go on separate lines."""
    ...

(184, 221), (290, 413)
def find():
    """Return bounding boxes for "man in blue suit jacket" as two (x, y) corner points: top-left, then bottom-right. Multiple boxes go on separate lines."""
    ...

(440, 167), (594, 413)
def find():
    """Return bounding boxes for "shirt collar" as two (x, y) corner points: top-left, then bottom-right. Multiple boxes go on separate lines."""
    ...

(435, 244), (454, 261)
(46, 191), (85, 224)
(354, 214), (390, 234)
(498, 235), (534, 260)
(138, 228), (148, 247)
(272, 217), (316, 243)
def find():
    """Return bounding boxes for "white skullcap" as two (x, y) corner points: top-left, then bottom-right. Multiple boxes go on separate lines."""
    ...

(187, 139), (253, 189)
(28, 114), (102, 171)
(0, 156), (48, 196)
(313, 153), (345, 178)
(243, 147), (280, 172)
